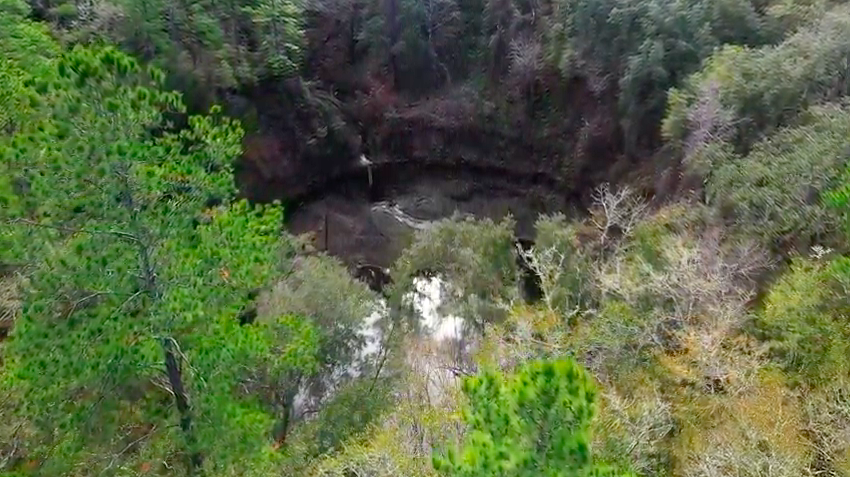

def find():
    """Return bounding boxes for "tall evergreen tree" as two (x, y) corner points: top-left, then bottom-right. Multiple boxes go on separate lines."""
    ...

(0, 10), (317, 474)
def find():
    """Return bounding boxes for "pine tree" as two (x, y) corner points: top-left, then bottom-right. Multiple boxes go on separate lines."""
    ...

(0, 17), (316, 474)
(433, 359), (632, 477)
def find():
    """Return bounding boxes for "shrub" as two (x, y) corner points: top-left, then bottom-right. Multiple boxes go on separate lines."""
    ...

(258, 253), (380, 411)
(574, 204), (767, 394)
(758, 258), (850, 387)
(391, 217), (519, 332)
(594, 386), (675, 477)
(677, 370), (811, 477)
(301, 333), (465, 477)
(704, 104), (850, 248)
(523, 214), (595, 316)
(0, 274), (18, 335)
(665, 5), (850, 153)
(802, 380), (850, 476)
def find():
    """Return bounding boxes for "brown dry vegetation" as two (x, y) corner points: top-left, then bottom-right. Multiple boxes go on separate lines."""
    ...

(0, 275), (17, 340)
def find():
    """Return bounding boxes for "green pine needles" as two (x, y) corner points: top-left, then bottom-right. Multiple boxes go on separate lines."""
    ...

(0, 9), (313, 475)
(434, 359), (633, 477)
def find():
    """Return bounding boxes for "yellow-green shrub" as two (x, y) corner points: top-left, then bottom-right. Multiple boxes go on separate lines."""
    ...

(759, 258), (850, 387)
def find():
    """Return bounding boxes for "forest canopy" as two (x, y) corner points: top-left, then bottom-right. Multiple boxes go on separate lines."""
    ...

(2, 0), (850, 476)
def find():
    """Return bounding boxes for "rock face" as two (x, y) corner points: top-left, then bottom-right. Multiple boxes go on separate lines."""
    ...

(233, 75), (626, 205)
(285, 164), (576, 269)
(234, 78), (625, 269)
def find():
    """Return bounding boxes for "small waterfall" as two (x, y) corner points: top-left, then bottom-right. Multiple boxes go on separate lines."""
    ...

(370, 201), (434, 230)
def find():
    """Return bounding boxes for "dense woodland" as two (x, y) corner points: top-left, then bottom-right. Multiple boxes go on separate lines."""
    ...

(3, 0), (850, 475)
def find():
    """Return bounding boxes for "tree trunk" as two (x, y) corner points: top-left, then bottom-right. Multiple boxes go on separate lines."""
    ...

(163, 337), (203, 474)
(384, 0), (400, 89)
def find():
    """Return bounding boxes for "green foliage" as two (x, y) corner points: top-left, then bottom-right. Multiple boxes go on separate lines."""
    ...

(42, 0), (304, 100)
(355, 0), (462, 90)
(665, 4), (850, 153)
(392, 217), (519, 330)
(310, 379), (395, 454)
(704, 104), (850, 247)
(0, 0), (58, 136)
(281, 377), (396, 471)
(253, 252), (383, 465)
(242, 0), (304, 77)
(260, 254), (375, 380)
(433, 358), (630, 477)
(327, 0), (788, 144)
(758, 259), (850, 387)
(7, 0), (850, 474)
(0, 16), (316, 475)
(764, 0), (833, 34)
(543, 0), (776, 151)
(529, 215), (595, 316)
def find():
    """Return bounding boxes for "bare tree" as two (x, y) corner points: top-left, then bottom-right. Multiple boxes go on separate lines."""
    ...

(803, 383), (850, 476)
(509, 36), (541, 83)
(515, 241), (589, 323)
(594, 211), (769, 394)
(590, 183), (648, 245)
(684, 80), (735, 160)
(598, 389), (675, 476)
(686, 381), (811, 477)
(0, 275), (18, 335)
(483, 0), (518, 76)
(508, 35), (542, 118)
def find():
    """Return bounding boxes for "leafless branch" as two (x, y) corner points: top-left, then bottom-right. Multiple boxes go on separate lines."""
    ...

(0, 424), (23, 470)
(100, 426), (158, 475)
(516, 243), (567, 312)
(683, 79), (736, 160)
(590, 183), (648, 244)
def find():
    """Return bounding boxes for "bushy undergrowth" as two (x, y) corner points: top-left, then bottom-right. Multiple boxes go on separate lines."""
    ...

(312, 194), (849, 477)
